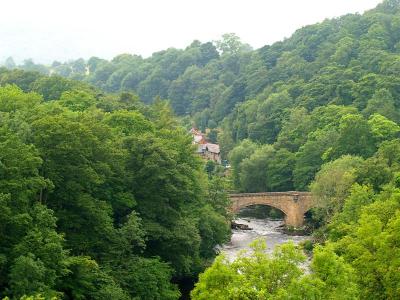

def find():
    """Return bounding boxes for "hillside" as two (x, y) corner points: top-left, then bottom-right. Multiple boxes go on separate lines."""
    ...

(6, 1), (400, 121)
(5, 0), (400, 192)
(3, 1), (400, 299)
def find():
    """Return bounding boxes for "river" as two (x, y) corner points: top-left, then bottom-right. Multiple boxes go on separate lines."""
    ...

(180, 211), (310, 299)
(220, 217), (309, 261)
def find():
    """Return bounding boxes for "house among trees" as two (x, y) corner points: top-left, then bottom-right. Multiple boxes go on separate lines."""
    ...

(202, 143), (221, 164)
(191, 128), (221, 164)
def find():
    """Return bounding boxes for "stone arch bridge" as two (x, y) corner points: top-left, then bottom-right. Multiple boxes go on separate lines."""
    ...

(229, 192), (314, 227)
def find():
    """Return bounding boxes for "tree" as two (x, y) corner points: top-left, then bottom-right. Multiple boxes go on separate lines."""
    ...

(332, 189), (400, 299)
(0, 85), (42, 112)
(199, 42), (219, 65)
(60, 256), (130, 300)
(363, 89), (399, 122)
(266, 148), (295, 191)
(368, 113), (400, 143)
(4, 57), (16, 69)
(253, 90), (294, 144)
(293, 127), (339, 190)
(328, 184), (375, 240)
(310, 155), (364, 223)
(59, 89), (96, 111)
(192, 240), (358, 299)
(108, 257), (180, 300)
(331, 37), (355, 66)
(375, 138), (400, 168)
(30, 75), (90, 101)
(8, 205), (68, 299)
(0, 69), (43, 92)
(214, 33), (252, 55)
(0, 69), (228, 299)
(0, 131), (60, 299)
(29, 114), (122, 259)
(355, 156), (392, 191)
(332, 114), (375, 159)
(191, 240), (305, 299)
(228, 139), (258, 190)
(122, 127), (229, 276)
(238, 145), (295, 192)
(276, 107), (312, 152)
(104, 109), (154, 136)
(207, 129), (218, 143)
(239, 144), (274, 192)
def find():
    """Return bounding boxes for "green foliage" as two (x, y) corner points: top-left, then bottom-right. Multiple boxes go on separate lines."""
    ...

(0, 85), (42, 112)
(329, 186), (400, 299)
(8, 3), (400, 194)
(363, 88), (399, 122)
(368, 113), (400, 142)
(228, 139), (258, 189)
(104, 109), (155, 135)
(310, 155), (364, 223)
(328, 184), (376, 240)
(191, 240), (305, 299)
(293, 127), (339, 190)
(333, 114), (375, 158)
(30, 75), (92, 101)
(58, 89), (96, 111)
(237, 145), (295, 192)
(5, 1), (400, 298)
(305, 245), (359, 299)
(204, 160), (216, 176)
(307, 130), (400, 299)
(215, 33), (252, 55)
(192, 240), (358, 299)
(239, 144), (275, 192)
(0, 69), (43, 92)
(275, 107), (312, 152)
(0, 74), (230, 299)
(110, 256), (181, 300)
(60, 256), (129, 300)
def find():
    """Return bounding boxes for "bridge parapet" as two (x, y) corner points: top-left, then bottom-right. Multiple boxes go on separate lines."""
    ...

(229, 191), (311, 198)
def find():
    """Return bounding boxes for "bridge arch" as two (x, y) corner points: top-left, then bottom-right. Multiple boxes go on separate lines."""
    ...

(229, 192), (314, 227)
(232, 200), (289, 219)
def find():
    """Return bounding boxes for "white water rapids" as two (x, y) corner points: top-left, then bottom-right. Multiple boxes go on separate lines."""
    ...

(220, 217), (309, 261)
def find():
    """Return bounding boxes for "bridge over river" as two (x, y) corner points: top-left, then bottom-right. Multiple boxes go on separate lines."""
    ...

(229, 192), (314, 227)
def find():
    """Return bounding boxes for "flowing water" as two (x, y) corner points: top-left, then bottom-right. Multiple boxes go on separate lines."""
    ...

(180, 216), (310, 299)
(220, 217), (309, 261)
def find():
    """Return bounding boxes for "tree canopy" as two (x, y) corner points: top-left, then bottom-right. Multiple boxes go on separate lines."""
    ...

(0, 74), (231, 299)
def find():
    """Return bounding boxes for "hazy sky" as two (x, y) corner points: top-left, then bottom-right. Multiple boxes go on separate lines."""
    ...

(1, 0), (383, 64)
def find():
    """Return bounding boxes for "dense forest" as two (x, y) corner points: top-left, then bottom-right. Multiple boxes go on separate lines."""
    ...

(0, 69), (231, 299)
(2, 0), (400, 299)
(5, 0), (400, 192)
